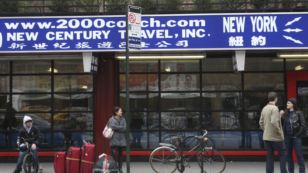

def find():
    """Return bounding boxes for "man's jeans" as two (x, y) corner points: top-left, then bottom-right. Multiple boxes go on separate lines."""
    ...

(264, 141), (287, 173)
(285, 136), (306, 173)
(15, 148), (38, 171)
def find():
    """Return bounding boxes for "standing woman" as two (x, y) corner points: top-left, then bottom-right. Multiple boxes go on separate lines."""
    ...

(109, 106), (127, 173)
(282, 98), (306, 173)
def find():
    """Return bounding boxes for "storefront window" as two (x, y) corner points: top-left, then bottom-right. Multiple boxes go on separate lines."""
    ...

(202, 73), (241, 91)
(53, 112), (93, 131)
(54, 75), (93, 92)
(54, 94), (92, 111)
(13, 94), (51, 112)
(161, 112), (200, 130)
(161, 60), (199, 72)
(244, 91), (285, 110)
(286, 59), (308, 71)
(202, 92), (242, 111)
(161, 93), (200, 111)
(202, 57), (233, 72)
(245, 57), (284, 71)
(120, 93), (159, 111)
(54, 59), (84, 73)
(0, 76), (9, 93)
(0, 61), (9, 74)
(244, 73), (284, 90)
(161, 74), (200, 91)
(13, 76), (51, 92)
(119, 74), (158, 91)
(120, 60), (158, 73)
(13, 60), (51, 74)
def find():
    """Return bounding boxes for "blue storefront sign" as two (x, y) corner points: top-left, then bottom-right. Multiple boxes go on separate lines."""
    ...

(0, 12), (308, 52)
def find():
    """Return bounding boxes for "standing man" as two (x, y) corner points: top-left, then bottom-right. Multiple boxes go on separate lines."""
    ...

(259, 92), (286, 173)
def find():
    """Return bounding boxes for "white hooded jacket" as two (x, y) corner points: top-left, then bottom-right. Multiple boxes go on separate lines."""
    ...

(23, 115), (32, 133)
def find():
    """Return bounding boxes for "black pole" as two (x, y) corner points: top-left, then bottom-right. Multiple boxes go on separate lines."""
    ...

(125, 5), (131, 173)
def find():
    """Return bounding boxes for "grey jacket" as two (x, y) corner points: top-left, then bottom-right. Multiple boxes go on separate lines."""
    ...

(109, 115), (127, 147)
(259, 103), (284, 141)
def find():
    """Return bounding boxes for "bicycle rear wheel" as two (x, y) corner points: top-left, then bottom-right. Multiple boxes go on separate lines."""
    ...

(23, 154), (38, 173)
(198, 149), (226, 173)
(149, 146), (178, 173)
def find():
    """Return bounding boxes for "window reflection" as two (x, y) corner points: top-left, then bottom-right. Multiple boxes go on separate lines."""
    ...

(161, 93), (200, 111)
(161, 74), (200, 91)
(120, 93), (159, 111)
(53, 112), (92, 131)
(202, 57), (233, 72)
(161, 112), (200, 130)
(201, 112), (240, 130)
(202, 73), (241, 91)
(15, 113), (51, 131)
(119, 74), (158, 91)
(13, 76), (51, 92)
(202, 92), (241, 111)
(244, 92), (284, 111)
(54, 75), (93, 92)
(161, 60), (199, 72)
(120, 60), (158, 73)
(0, 76), (9, 93)
(0, 61), (9, 74)
(13, 94), (51, 112)
(13, 60), (51, 74)
(246, 57), (283, 71)
(54, 59), (84, 73)
(54, 94), (92, 111)
(244, 73), (284, 90)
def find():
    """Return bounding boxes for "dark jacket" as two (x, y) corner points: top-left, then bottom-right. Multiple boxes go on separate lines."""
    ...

(109, 115), (127, 147)
(283, 110), (306, 137)
(17, 126), (40, 146)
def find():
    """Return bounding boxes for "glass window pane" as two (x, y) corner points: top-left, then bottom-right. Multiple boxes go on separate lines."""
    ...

(161, 93), (200, 111)
(54, 94), (92, 111)
(120, 93), (159, 111)
(161, 112), (200, 130)
(131, 112), (146, 130)
(239, 131), (264, 149)
(119, 74), (158, 91)
(202, 92), (242, 111)
(149, 132), (159, 149)
(13, 76), (51, 92)
(161, 74), (200, 91)
(286, 59), (308, 71)
(242, 112), (260, 130)
(120, 60), (158, 72)
(15, 113), (51, 131)
(148, 112), (159, 130)
(202, 57), (233, 72)
(160, 60), (199, 72)
(201, 112), (240, 130)
(53, 112), (93, 131)
(246, 57), (283, 71)
(208, 131), (242, 149)
(54, 75), (93, 92)
(131, 131), (147, 149)
(13, 60), (51, 73)
(57, 131), (93, 147)
(13, 94), (51, 112)
(0, 61), (9, 74)
(0, 76), (9, 93)
(244, 92), (285, 110)
(244, 73), (284, 90)
(0, 95), (9, 109)
(39, 132), (53, 149)
(202, 73), (241, 91)
(54, 59), (84, 73)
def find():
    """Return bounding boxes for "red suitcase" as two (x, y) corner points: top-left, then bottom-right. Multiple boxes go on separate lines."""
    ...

(66, 146), (81, 173)
(80, 144), (95, 173)
(54, 152), (66, 173)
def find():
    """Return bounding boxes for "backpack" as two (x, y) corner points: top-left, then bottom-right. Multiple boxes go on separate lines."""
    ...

(93, 153), (118, 173)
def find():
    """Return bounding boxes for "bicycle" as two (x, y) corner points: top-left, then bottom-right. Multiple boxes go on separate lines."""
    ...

(149, 130), (226, 173)
(20, 138), (39, 173)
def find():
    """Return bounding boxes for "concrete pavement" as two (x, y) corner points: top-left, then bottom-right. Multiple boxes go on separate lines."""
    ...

(2, 161), (308, 173)
(1, 161), (308, 173)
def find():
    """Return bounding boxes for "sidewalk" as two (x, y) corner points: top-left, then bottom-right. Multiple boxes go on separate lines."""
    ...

(1, 161), (308, 173)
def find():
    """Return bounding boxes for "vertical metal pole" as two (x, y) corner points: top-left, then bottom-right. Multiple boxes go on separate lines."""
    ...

(125, 5), (131, 173)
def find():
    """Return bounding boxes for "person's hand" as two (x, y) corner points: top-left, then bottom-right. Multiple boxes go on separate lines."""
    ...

(280, 110), (285, 117)
(31, 143), (37, 150)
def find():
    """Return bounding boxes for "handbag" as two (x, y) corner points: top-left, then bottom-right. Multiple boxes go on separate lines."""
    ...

(102, 119), (114, 139)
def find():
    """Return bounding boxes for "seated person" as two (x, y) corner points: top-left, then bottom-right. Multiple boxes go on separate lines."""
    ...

(14, 115), (40, 173)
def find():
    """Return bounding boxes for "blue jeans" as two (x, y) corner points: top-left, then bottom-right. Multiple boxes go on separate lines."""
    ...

(15, 148), (38, 171)
(264, 141), (287, 173)
(285, 136), (306, 173)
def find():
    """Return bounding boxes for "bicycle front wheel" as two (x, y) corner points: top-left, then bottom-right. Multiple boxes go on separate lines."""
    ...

(198, 149), (226, 173)
(149, 146), (178, 173)
(23, 154), (38, 173)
